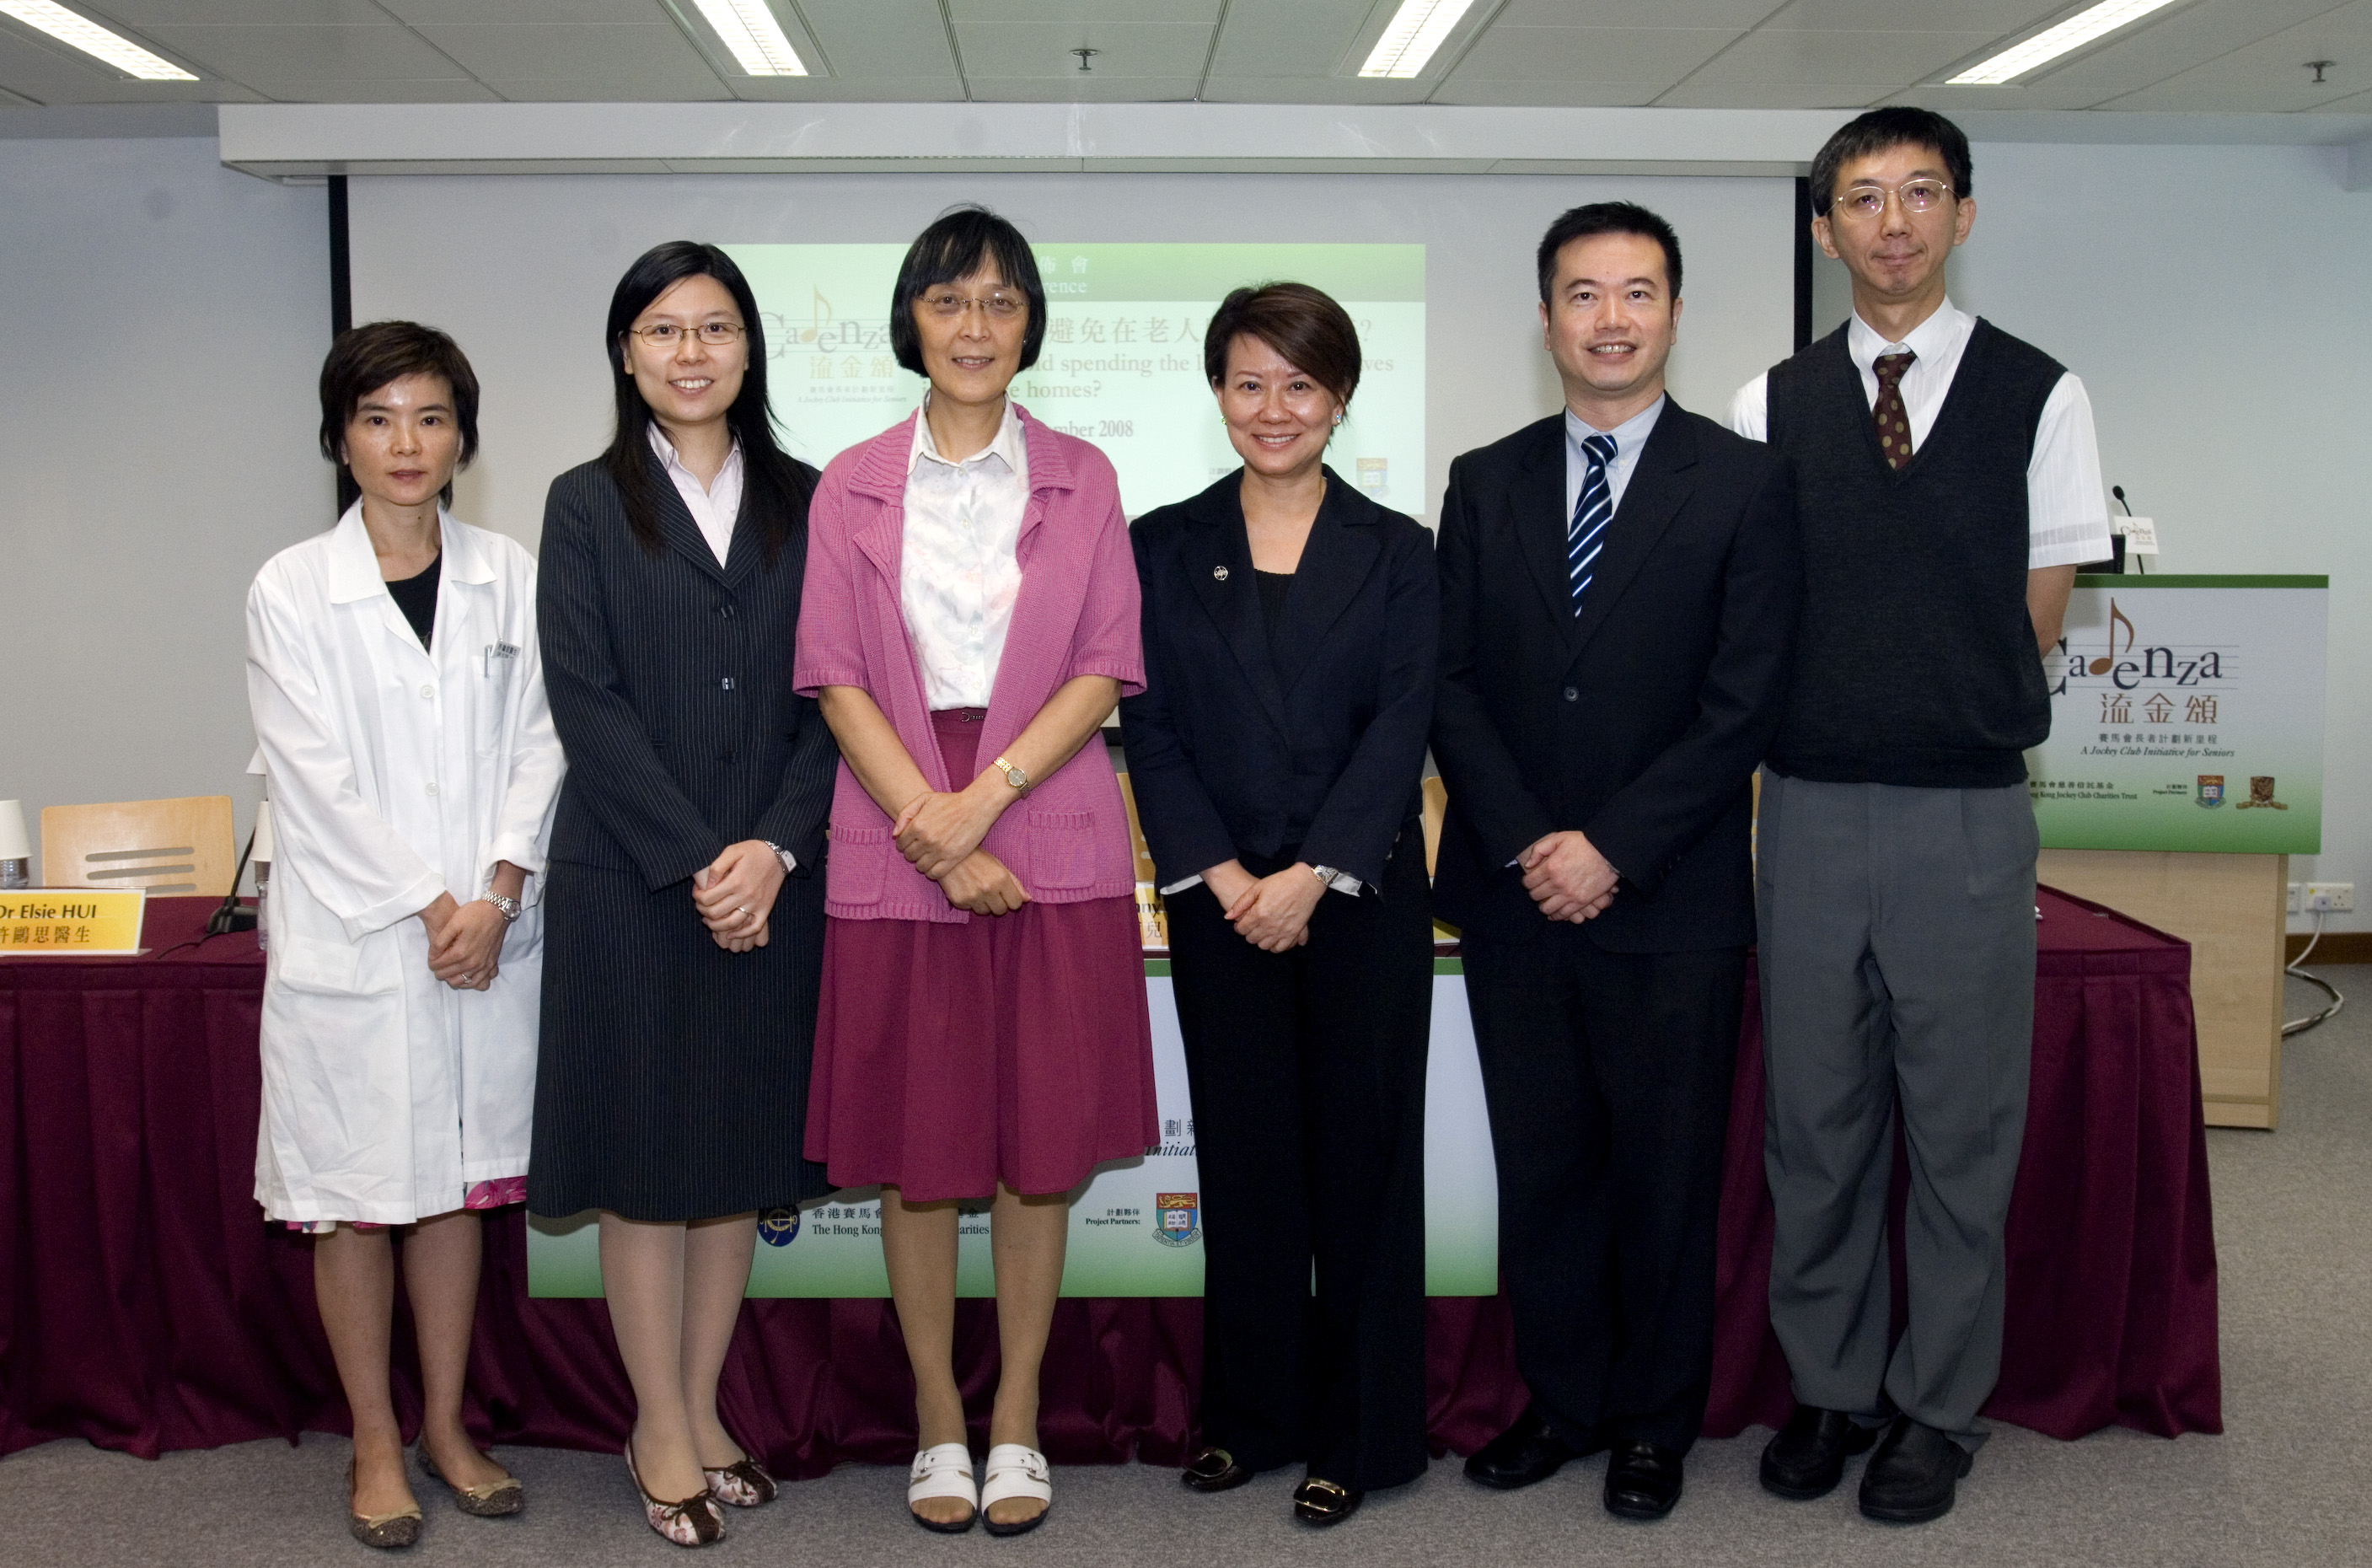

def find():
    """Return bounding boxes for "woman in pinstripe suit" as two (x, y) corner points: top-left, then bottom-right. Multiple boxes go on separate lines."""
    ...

(527, 241), (836, 1548)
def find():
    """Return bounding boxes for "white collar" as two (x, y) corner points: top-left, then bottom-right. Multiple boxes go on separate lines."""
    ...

(910, 393), (1026, 475)
(1564, 392), (1667, 451)
(325, 502), (488, 604)
(647, 422), (742, 491)
(1847, 296), (1972, 369)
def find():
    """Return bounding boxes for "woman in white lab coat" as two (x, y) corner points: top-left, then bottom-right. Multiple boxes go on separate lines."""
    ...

(246, 321), (564, 1549)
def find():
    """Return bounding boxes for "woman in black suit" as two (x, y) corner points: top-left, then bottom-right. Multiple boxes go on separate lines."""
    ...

(1119, 283), (1438, 1526)
(529, 241), (836, 1547)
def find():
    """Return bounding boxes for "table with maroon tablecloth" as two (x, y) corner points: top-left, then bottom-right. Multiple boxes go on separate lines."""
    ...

(0, 888), (2218, 1469)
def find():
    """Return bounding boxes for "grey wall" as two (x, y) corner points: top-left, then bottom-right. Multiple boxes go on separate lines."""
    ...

(0, 137), (329, 867)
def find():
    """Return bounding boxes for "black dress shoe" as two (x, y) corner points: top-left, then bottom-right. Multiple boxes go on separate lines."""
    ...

(1463, 1406), (1595, 1490)
(1759, 1404), (1879, 1501)
(1181, 1447), (1252, 1494)
(1857, 1416), (1972, 1524)
(1602, 1440), (1683, 1521)
(1292, 1477), (1361, 1526)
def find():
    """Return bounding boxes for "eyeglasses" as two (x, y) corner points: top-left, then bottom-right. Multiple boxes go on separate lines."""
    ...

(1832, 178), (1956, 220)
(629, 321), (746, 346)
(921, 289), (1027, 321)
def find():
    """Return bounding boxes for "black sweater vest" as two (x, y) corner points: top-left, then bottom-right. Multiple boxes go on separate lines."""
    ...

(1766, 319), (2063, 788)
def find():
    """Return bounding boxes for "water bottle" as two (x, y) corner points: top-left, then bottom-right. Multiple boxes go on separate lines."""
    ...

(255, 862), (271, 950)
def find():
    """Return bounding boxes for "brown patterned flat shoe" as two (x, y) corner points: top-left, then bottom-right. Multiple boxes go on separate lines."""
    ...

(347, 1460), (423, 1549)
(703, 1458), (777, 1507)
(629, 1443), (725, 1547)
(420, 1446), (525, 1517)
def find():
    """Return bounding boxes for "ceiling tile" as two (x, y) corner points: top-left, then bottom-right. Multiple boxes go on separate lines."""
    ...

(139, 23), (470, 82)
(1197, 72), (1437, 103)
(966, 72), (1199, 100)
(1431, 78), (1668, 106)
(1756, 0), (2062, 30)
(411, 22), (722, 88)
(1497, 0), (1791, 24)
(1654, 79), (1894, 108)
(255, 76), (503, 103)
(1449, 25), (1741, 84)
(477, 74), (733, 101)
(0, 27), (210, 102)
(1205, 0), (1371, 78)
(720, 73), (967, 99)
(953, 21), (1213, 78)
(89, 0), (390, 21)
(795, 0), (960, 78)
(1958, 0), (2353, 109)
(1680, 28), (2002, 86)
(2099, 0), (2372, 110)
(378, 2), (665, 20)
(952, 1), (1222, 19)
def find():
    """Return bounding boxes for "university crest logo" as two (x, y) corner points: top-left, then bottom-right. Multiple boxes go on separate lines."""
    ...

(1152, 1192), (1201, 1248)
(757, 1206), (802, 1247)
(2196, 775), (2225, 808)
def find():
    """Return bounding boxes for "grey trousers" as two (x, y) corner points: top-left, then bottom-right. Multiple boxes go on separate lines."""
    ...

(1755, 772), (2037, 1442)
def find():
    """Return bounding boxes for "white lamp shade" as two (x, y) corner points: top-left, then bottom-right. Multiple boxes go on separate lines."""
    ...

(252, 800), (275, 862)
(0, 799), (29, 862)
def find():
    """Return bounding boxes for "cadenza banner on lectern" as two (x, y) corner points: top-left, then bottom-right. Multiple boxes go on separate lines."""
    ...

(2026, 575), (2326, 853)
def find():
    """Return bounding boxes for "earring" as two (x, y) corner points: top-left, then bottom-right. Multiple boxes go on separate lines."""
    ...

(1332, 412), (1344, 426)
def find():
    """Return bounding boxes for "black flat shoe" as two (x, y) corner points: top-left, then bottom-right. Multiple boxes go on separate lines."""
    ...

(1759, 1404), (1879, 1501)
(1292, 1477), (1361, 1526)
(1857, 1416), (1972, 1525)
(1182, 1447), (1253, 1493)
(1463, 1405), (1596, 1491)
(1602, 1439), (1683, 1521)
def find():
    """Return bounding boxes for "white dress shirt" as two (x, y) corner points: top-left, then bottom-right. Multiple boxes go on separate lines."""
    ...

(1726, 298), (2111, 569)
(647, 424), (743, 567)
(903, 395), (1029, 712)
(1564, 394), (1667, 524)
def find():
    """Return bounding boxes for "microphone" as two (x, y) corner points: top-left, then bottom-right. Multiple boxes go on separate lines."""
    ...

(2112, 485), (2134, 517)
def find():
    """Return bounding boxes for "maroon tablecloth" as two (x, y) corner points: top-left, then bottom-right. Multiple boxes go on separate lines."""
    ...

(0, 889), (2218, 1468)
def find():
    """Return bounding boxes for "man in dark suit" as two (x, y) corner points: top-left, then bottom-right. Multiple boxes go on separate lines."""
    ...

(1432, 201), (1800, 1520)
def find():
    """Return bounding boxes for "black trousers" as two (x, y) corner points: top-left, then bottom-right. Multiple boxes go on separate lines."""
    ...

(1462, 927), (1744, 1454)
(1166, 824), (1432, 1491)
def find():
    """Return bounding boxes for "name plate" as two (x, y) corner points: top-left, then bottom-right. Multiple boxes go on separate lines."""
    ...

(0, 889), (147, 954)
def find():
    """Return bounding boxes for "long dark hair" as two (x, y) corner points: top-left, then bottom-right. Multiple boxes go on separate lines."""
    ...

(601, 240), (812, 561)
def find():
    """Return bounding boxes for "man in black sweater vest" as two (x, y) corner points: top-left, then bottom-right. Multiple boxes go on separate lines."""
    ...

(1729, 109), (2110, 1524)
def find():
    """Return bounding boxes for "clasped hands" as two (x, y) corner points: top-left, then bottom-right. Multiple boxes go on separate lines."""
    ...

(892, 777), (1029, 917)
(691, 840), (786, 953)
(1203, 859), (1325, 953)
(1521, 830), (1620, 923)
(415, 856), (530, 987)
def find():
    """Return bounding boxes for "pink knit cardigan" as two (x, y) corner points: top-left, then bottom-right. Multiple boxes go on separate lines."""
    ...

(794, 405), (1146, 923)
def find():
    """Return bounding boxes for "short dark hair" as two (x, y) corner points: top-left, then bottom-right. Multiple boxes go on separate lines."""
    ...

(317, 320), (480, 507)
(1809, 107), (1972, 217)
(1536, 201), (1682, 305)
(601, 239), (812, 562)
(1202, 282), (1362, 409)
(888, 206), (1047, 376)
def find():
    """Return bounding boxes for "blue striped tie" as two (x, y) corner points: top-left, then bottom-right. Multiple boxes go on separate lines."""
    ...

(1569, 432), (1618, 617)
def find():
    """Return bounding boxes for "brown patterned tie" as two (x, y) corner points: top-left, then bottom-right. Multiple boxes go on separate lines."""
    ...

(1873, 349), (1916, 470)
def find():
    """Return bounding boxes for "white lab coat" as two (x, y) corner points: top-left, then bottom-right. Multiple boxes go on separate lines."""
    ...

(245, 506), (565, 1225)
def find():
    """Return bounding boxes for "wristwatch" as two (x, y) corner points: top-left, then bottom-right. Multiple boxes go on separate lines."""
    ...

(478, 891), (523, 923)
(1309, 864), (1340, 886)
(992, 755), (1031, 795)
(765, 840), (796, 874)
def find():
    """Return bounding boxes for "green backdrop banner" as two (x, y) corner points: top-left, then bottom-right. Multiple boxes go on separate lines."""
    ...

(2027, 577), (2326, 853)
(528, 964), (1499, 1298)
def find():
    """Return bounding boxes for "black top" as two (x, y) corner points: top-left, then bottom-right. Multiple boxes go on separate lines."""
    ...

(385, 555), (440, 651)
(1121, 468), (1438, 889)
(1763, 318), (2064, 788)
(1429, 400), (1800, 952)
(1253, 569), (1294, 670)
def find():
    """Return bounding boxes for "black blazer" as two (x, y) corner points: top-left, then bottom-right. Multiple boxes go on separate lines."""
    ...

(1430, 401), (1800, 952)
(538, 454), (838, 891)
(1121, 469), (1438, 889)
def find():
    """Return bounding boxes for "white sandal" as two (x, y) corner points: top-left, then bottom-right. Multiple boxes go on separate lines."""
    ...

(907, 1442), (978, 1533)
(979, 1443), (1052, 1537)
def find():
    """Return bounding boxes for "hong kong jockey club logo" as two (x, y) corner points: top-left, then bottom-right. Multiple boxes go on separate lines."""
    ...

(757, 1206), (802, 1247)
(1153, 1193), (1200, 1248)
(2197, 776), (2224, 809)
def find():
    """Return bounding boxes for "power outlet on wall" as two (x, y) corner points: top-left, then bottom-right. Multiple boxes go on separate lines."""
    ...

(2289, 883), (2304, 914)
(2305, 883), (2354, 913)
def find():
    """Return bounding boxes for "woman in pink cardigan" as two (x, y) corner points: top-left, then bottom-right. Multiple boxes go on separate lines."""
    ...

(795, 207), (1156, 1538)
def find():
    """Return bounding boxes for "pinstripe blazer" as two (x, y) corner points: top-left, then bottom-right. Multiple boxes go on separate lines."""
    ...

(538, 453), (837, 889)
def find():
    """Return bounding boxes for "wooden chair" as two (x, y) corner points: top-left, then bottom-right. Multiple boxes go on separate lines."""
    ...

(1421, 775), (1448, 879)
(40, 796), (236, 897)
(1114, 772), (1168, 949)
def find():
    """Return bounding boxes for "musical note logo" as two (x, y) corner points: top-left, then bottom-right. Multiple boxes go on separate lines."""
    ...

(798, 288), (832, 345)
(2088, 598), (2134, 676)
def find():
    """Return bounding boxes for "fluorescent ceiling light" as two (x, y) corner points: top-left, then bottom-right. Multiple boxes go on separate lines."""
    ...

(690, 0), (808, 77)
(1947, 0), (2181, 85)
(0, 1), (194, 80)
(1358, 0), (1480, 79)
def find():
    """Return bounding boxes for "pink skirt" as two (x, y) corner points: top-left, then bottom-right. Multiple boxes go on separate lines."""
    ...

(803, 710), (1158, 1201)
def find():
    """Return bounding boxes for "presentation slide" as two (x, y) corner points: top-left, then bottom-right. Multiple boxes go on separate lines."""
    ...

(727, 242), (1425, 518)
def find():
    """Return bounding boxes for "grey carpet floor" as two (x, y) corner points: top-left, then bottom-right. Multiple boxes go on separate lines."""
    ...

(7, 968), (2369, 1567)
